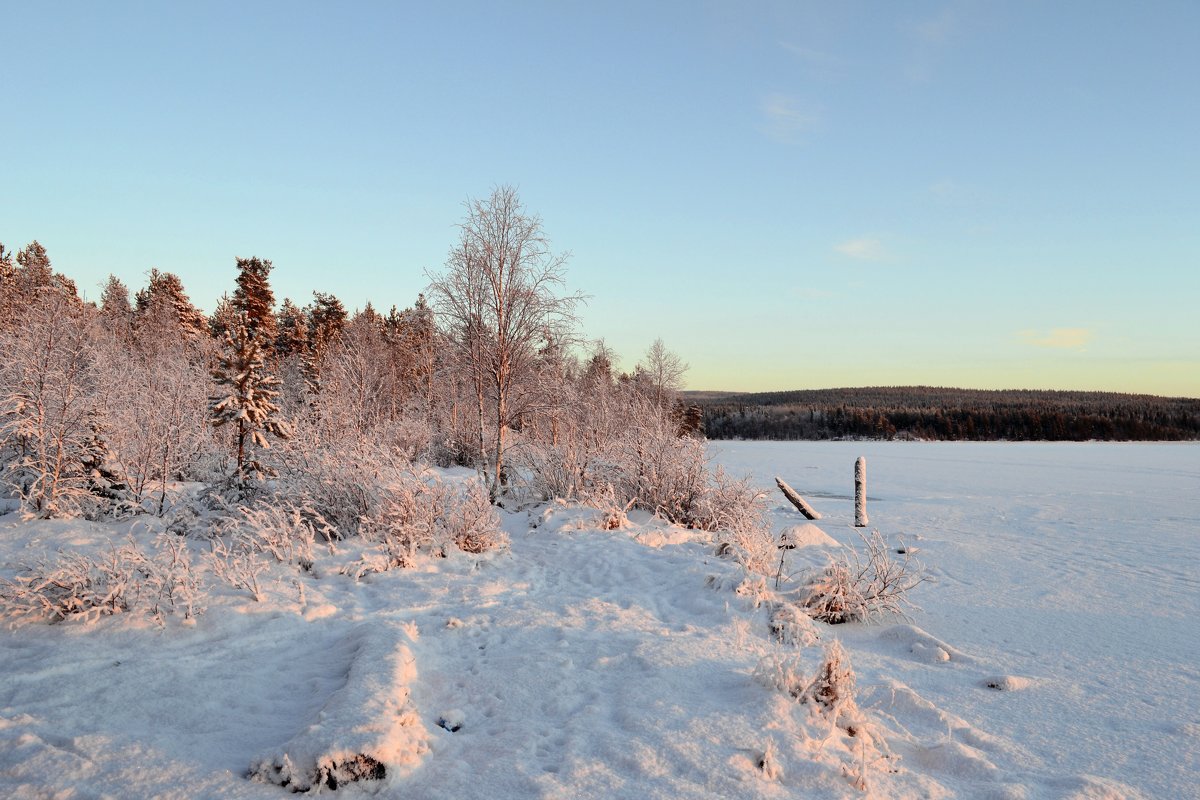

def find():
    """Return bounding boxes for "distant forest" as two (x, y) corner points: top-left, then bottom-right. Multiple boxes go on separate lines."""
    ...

(693, 387), (1200, 442)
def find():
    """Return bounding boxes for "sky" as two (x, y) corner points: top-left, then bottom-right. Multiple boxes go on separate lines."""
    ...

(3, 1), (1197, 397)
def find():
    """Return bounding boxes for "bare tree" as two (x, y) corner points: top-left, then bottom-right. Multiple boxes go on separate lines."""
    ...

(0, 292), (100, 516)
(101, 300), (212, 515)
(427, 186), (583, 500)
(638, 337), (689, 414)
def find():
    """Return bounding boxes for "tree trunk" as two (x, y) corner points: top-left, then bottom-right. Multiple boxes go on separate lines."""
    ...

(854, 457), (868, 527)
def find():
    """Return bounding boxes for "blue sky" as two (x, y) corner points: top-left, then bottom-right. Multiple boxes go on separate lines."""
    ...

(3, 1), (1197, 397)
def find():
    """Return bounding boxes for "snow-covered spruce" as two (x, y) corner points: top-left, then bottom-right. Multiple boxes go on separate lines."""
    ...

(248, 620), (429, 792)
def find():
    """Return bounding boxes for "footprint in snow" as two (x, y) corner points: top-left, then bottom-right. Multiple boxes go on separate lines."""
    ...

(982, 675), (1035, 692)
(437, 710), (466, 732)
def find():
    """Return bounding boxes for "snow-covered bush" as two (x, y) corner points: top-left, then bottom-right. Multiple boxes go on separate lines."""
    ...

(601, 425), (709, 523)
(0, 536), (204, 625)
(426, 431), (477, 470)
(804, 640), (857, 720)
(687, 467), (767, 532)
(208, 535), (268, 601)
(351, 468), (506, 575)
(226, 497), (335, 571)
(581, 486), (634, 530)
(444, 481), (506, 554)
(753, 641), (859, 727)
(798, 530), (924, 625)
(359, 473), (455, 568)
(270, 440), (394, 538)
(141, 534), (205, 623)
(704, 471), (777, 577)
(769, 602), (822, 647)
(753, 651), (808, 699)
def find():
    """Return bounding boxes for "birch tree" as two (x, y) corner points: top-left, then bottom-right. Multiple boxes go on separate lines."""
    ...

(0, 292), (100, 516)
(427, 186), (583, 500)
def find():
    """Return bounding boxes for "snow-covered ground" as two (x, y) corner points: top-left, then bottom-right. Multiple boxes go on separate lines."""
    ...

(1, 442), (1196, 798)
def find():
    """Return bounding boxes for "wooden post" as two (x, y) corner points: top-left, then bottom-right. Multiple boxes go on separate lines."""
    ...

(854, 457), (868, 527)
(775, 477), (822, 520)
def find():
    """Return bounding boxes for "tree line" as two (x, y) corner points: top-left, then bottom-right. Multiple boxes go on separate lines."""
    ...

(698, 386), (1200, 442)
(0, 187), (710, 523)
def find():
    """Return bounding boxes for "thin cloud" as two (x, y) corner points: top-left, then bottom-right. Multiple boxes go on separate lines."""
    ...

(929, 179), (961, 199)
(834, 237), (887, 261)
(779, 42), (848, 77)
(1019, 328), (1093, 350)
(760, 93), (818, 143)
(913, 5), (962, 44)
(904, 4), (970, 82)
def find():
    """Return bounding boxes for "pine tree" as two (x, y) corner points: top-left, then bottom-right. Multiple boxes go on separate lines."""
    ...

(15, 240), (79, 299)
(15, 241), (54, 291)
(0, 243), (14, 284)
(80, 412), (133, 514)
(232, 256), (277, 343)
(209, 314), (291, 483)
(99, 274), (132, 318)
(301, 291), (347, 412)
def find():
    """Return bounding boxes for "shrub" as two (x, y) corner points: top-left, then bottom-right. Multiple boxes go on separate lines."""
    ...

(0, 536), (204, 625)
(798, 530), (924, 625)
(352, 469), (506, 575)
(444, 481), (506, 554)
(752, 651), (808, 699)
(229, 497), (335, 570)
(769, 602), (821, 647)
(804, 640), (857, 719)
(270, 444), (385, 539)
(208, 535), (268, 601)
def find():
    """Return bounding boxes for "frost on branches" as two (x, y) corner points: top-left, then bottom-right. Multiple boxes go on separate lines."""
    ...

(208, 314), (292, 485)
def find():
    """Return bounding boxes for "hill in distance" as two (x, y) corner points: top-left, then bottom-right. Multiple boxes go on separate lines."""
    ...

(683, 386), (1200, 442)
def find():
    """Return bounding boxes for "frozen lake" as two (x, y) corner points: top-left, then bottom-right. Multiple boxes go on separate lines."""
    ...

(709, 440), (1200, 798)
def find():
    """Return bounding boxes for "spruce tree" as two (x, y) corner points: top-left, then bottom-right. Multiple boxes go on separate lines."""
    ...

(209, 314), (291, 483)
(306, 291), (347, 357)
(0, 244), (17, 330)
(98, 275), (134, 339)
(274, 298), (308, 358)
(208, 293), (239, 340)
(134, 269), (208, 339)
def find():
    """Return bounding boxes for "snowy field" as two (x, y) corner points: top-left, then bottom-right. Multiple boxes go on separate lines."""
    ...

(1, 442), (1197, 798)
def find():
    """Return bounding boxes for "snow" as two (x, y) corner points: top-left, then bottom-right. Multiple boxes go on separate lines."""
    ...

(1, 441), (1197, 798)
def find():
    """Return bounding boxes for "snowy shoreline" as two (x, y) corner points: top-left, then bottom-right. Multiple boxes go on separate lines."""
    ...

(1, 442), (1195, 798)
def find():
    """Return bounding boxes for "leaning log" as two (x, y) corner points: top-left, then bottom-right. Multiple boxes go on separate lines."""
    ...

(775, 477), (822, 520)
